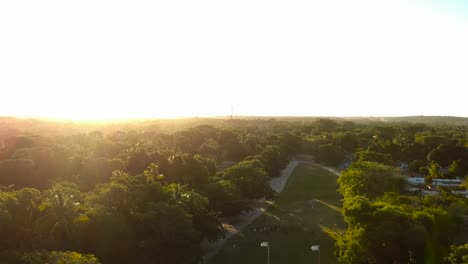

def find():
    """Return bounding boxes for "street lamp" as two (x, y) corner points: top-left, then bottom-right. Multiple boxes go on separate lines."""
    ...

(260, 241), (270, 264)
(311, 244), (320, 264)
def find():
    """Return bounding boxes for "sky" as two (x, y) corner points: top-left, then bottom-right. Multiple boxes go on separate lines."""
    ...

(0, 0), (467, 120)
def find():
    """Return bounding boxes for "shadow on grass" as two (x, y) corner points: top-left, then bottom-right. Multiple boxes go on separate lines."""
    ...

(312, 199), (342, 214)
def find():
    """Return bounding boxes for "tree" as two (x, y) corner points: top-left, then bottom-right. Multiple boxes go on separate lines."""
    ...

(315, 144), (346, 166)
(11, 147), (58, 188)
(78, 169), (219, 263)
(409, 160), (426, 173)
(166, 154), (214, 192)
(314, 118), (338, 132)
(254, 145), (288, 177)
(22, 251), (101, 264)
(354, 150), (393, 165)
(277, 132), (302, 157)
(336, 226), (370, 264)
(0, 159), (37, 188)
(139, 202), (202, 264)
(446, 244), (468, 264)
(33, 184), (83, 250)
(335, 132), (360, 152)
(449, 159), (468, 177)
(204, 180), (250, 217)
(427, 161), (442, 181)
(199, 138), (220, 157)
(78, 157), (124, 191)
(2, 135), (35, 157)
(0, 188), (42, 251)
(126, 149), (151, 175)
(337, 197), (428, 264)
(218, 130), (246, 160)
(338, 162), (405, 199)
(164, 184), (224, 241)
(338, 194), (463, 264)
(222, 159), (275, 199)
(427, 144), (464, 167)
(76, 209), (137, 264)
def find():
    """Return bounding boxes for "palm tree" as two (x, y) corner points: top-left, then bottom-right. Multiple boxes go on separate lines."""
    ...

(34, 184), (82, 250)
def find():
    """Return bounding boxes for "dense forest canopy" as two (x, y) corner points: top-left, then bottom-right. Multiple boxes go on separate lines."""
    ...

(0, 116), (467, 263)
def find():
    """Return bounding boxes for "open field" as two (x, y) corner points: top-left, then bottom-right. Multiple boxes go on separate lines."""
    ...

(202, 159), (301, 262)
(209, 163), (345, 264)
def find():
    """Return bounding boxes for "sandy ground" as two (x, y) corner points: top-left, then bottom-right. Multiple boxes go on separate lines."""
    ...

(201, 157), (309, 263)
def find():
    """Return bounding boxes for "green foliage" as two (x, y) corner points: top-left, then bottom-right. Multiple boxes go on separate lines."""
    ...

(2, 117), (468, 264)
(217, 129), (246, 160)
(222, 159), (274, 199)
(0, 159), (38, 188)
(334, 132), (360, 152)
(315, 144), (346, 166)
(166, 154), (214, 191)
(22, 251), (101, 264)
(446, 244), (468, 264)
(139, 202), (202, 264)
(338, 194), (464, 264)
(249, 144), (289, 177)
(0, 188), (42, 251)
(449, 159), (468, 177)
(33, 184), (84, 250)
(354, 150), (393, 165)
(338, 162), (405, 199)
(75, 169), (222, 263)
(204, 180), (250, 217)
(277, 132), (302, 157)
(416, 136), (452, 148)
(335, 226), (373, 264)
(409, 160), (426, 173)
(427, 161), (442, 181)
(126, 149), (151, 175)
(338, 156), (467, 264)
(77, 157), (124, 191)
(427, 144), (464, 167)
(164, 184), (224, 241)
(314, 118), (339, 132)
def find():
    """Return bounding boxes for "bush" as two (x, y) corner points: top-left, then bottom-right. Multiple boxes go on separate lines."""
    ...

(22, 251), (101, 264)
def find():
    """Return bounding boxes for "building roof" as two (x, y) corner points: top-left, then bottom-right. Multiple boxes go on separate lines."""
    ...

(407, 177), (425, 185)
(432, 179), (463, 183)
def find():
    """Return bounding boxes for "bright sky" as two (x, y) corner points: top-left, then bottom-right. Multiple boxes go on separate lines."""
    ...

(1, 0), (467, 120)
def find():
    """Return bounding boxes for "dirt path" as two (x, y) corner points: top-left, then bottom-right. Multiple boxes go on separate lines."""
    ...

(201, 157), (321, 263)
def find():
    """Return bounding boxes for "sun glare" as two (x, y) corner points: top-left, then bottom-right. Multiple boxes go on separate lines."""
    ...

(9, 102), (204, 121)
(1, 0), (468, 119)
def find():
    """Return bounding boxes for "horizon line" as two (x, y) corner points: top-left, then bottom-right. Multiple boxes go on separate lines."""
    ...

(1, 114), (467, 123)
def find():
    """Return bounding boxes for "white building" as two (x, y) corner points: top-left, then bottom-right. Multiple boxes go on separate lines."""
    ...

(432, 178), (464, 188)
(407, 177), (425, 186)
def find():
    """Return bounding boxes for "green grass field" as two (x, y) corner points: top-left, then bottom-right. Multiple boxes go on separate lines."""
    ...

(209, 163), (345, 264)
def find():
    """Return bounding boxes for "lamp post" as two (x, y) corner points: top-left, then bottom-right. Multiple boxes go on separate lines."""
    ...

(260, 241), (270, 264)
(311, 244), (320, 264)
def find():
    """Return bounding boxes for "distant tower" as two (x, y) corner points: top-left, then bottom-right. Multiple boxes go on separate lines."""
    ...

(230, 104), (233, 120)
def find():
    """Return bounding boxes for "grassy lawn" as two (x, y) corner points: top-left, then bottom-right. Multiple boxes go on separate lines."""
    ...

(209, 163), (345, 264)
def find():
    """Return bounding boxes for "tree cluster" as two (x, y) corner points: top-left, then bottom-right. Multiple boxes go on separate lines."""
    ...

(336, 162), (467, 263)
(0, 119), (302, 263)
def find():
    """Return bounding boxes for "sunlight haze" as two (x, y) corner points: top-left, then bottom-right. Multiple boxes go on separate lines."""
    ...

(1, 0), (467, 120)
